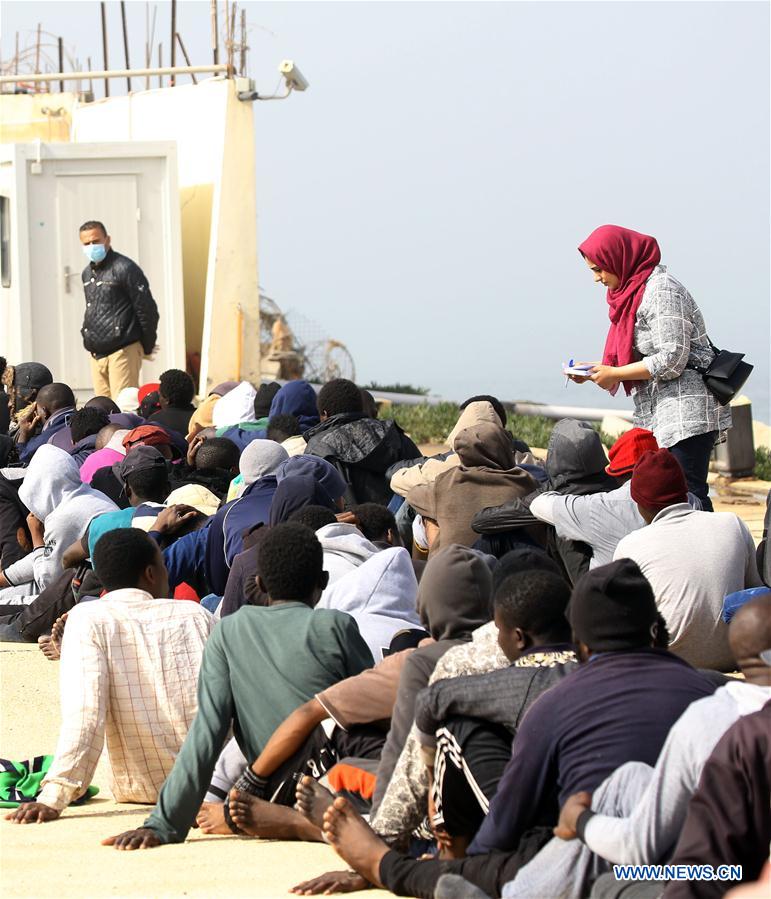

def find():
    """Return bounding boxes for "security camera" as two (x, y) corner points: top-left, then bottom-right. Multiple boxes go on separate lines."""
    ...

(279, 60), (309, 92)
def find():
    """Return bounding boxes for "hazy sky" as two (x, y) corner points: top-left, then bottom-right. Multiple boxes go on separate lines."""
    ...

(3, 1), (770, 418)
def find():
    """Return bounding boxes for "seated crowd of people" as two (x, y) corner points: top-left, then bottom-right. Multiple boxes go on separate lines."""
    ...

(1, 357), (770, 899)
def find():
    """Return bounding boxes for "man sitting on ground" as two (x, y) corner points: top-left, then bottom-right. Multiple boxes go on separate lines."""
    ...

(4, 529), (213, 823)
(413, 569), (578, 858)
(304, 378), (420, 506)
(148, 369), (197, 437)
(661, 699), (771, 899)
(288, 558), (716, 899)
(614, 448), (761, 670)
(527, 428), (703, 569)
(504, 593), (771, 898)
(103, 522), (375, 850)
(267, 413), (306, 457)
(15, 383), (77, 463)
(354, 503), (400, 546)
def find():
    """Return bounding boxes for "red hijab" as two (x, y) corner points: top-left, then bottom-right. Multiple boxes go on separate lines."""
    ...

(578, 225), (661, 396)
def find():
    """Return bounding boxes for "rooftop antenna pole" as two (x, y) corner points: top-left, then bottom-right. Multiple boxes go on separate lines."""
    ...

(120, 1), (132, 92)
(169, 0), (177, 85)
(87, 56), (94, 95)
(100, 3), (110, 97)
(239, 8), (246, 76)
(34, 23), (41, 92)
(146, 4), (157, 90)
(176, 32), (197, 84)
(229, 2), (237, 75)
(58, 37), (64, 91)
(223, 0), (229, 70)
(210, 0), (219, 66)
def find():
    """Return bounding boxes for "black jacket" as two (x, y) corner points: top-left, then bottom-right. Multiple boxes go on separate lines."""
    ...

(81, 249), (159, 358)
(304, 413), (420, 506)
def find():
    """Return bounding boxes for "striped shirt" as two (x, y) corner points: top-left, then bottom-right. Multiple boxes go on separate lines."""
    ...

(633, 265), (732, 448)
(37, 589), (213, 812)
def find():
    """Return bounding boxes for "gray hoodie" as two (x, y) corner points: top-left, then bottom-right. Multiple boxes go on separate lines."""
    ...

(317, 546), (422, 661)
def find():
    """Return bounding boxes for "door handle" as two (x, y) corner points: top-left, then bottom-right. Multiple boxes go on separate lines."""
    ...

(63, 265), (79, 294)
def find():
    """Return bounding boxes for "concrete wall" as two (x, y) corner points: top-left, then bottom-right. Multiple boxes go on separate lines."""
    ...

(0, 92), (76, 142)
(71, 78), (260, 391)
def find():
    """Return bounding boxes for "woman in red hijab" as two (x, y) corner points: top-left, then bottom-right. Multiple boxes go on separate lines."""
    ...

(570, 224), (731, 511)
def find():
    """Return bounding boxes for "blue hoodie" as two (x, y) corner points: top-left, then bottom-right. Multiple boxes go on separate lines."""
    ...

(205, 475), (278, 595)
(269, 380), (320, 433)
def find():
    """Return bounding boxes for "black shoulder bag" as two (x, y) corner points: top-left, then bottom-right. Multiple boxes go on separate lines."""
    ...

(687, 338), (753, 406)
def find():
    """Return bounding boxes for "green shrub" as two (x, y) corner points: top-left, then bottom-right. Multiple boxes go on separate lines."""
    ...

(380, 403), (461, 444)
(382, 403), (620, 450)
(365, 382), (429, 396)
(755, 447), (771, 481)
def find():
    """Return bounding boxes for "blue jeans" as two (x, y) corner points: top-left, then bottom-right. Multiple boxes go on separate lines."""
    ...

(669, 431), (716, 512)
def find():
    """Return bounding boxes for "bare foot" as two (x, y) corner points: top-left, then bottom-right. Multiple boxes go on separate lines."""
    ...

(322, 797), (389, 888)
(227, 789), (322, 841)
(38, 613), (68, 661)
(295, 775), (336, 830)
(290, 871), (371, 895)
(195, 802), (231, 835)
(38, 634), (60, 661)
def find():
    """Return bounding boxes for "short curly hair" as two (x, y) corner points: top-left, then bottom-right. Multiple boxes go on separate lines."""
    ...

(70, 406), (109, 443)
(257, 522), (324, 603)
(289, 505), (338, 532)
(353, 503), (396, 543)
(159, 369), (195, 407)
(267, 413), (302, 442)
(493, 570), (571, 642)
(195, 437), (240, 472)
(93, 528), (161, 590)
(317, 378), (363, 417)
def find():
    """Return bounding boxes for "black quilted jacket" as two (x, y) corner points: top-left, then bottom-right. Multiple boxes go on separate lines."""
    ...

(81, 249), (159, 358)
(304, 413), (420, 506)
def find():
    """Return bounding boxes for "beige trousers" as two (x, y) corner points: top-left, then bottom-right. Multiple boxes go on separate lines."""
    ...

(89, 341), (144, 399)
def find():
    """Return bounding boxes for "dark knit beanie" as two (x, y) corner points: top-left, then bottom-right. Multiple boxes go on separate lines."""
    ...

(630, 449), (688, 510)
(568, 558), (658, 651)
(254, 382), (281, 418)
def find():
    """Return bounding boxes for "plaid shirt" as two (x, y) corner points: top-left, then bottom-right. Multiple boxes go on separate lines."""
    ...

(633, 265), (731, 448)
(38, 589), (213, 812)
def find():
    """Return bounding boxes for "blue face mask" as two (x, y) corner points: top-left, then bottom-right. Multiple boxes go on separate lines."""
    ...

(83, 243), (108, 264)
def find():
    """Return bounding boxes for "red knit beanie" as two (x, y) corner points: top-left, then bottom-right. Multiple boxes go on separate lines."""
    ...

(606, 428), (658, 476)
(630, 449), (688, 509)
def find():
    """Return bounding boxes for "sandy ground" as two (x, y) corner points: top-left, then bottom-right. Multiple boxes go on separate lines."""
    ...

(0, 643), (386, 899)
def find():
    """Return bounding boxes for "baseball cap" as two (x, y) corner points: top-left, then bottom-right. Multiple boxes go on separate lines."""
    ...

(113, 445), (169, 487)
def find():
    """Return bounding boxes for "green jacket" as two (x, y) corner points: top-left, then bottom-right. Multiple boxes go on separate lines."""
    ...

(145, 602), (374, 842)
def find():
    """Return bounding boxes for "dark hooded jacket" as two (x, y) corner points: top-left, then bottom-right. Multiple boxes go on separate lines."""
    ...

(269, 380), (320, 434)
(304, 413), (420, 506)
(205, 475), (278, 596)
(220, 475), (337, 617)
(472, 419), (618, 583)
(69, 434), (99, 468)
(371, 545), (493, 812)
(407, 422), (537, 555)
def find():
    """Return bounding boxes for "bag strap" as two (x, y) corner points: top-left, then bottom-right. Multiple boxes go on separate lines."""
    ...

(686, 334), (720, 375)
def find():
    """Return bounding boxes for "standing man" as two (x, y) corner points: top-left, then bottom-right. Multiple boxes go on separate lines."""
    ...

(79, 221), (159, 400)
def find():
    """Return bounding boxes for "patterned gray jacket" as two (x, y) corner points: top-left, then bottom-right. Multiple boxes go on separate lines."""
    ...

(632, 265), (732, 448)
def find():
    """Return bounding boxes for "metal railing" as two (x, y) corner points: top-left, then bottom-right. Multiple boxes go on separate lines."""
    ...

(0, 64), (229, 87)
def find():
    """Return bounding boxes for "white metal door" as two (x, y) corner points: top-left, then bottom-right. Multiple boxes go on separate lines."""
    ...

(54, 173), (139, 390)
